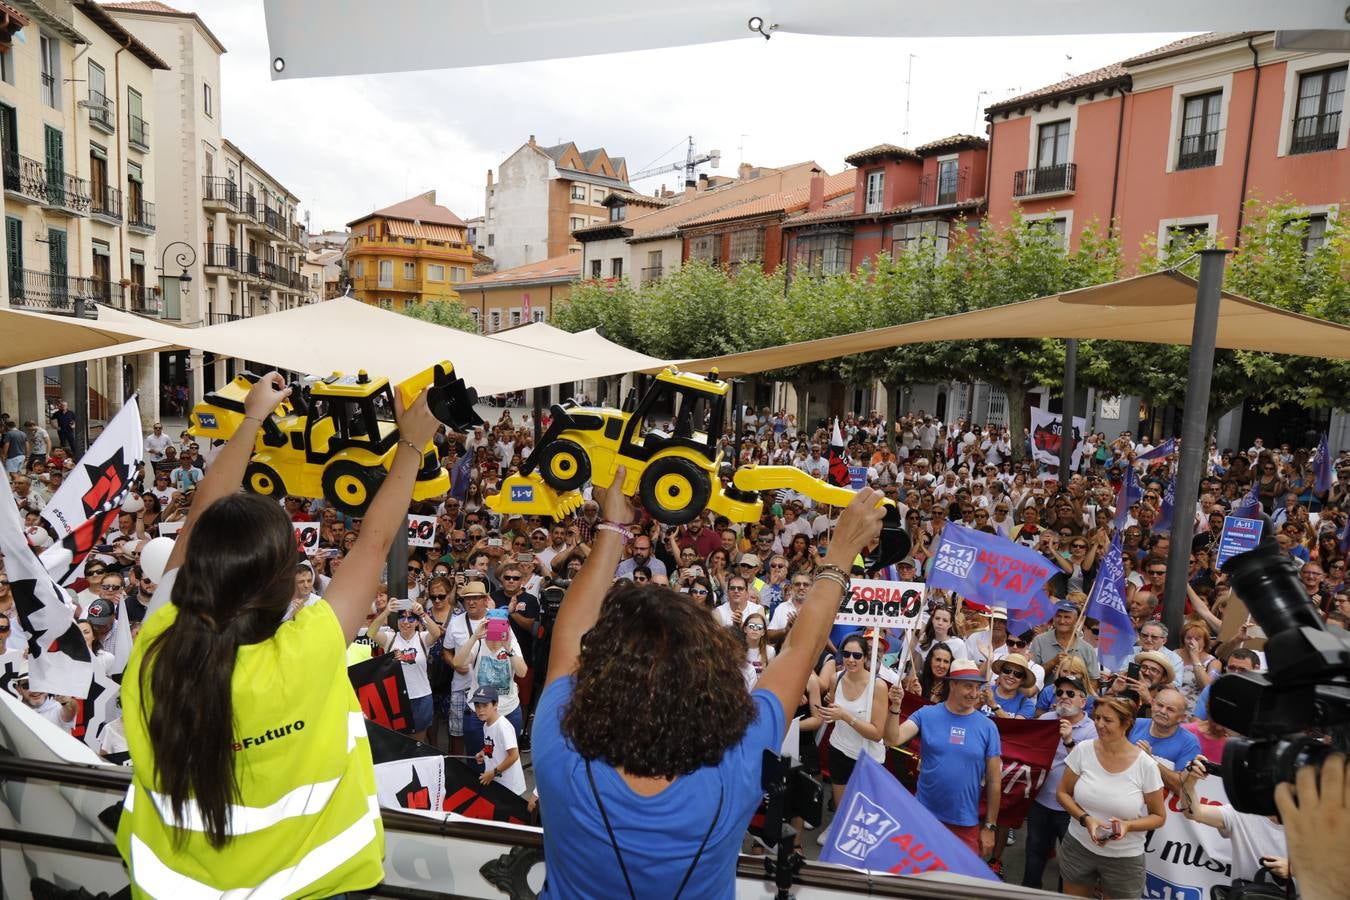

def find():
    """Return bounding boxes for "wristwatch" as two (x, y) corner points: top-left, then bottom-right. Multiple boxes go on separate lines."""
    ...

(982, 822), (996, 831)
(1077, 813), (1089, 827)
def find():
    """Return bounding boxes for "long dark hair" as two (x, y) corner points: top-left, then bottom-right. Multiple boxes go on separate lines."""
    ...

(561, 582), (754, 778)
(919, 645), (954, 701)
(140, 493), (296, 848)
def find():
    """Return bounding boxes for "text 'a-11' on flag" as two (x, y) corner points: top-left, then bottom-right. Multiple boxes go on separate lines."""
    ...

(925, 524), (1054, 611)
(1084, 533), (1135, 673)
(819, 753), (997, 881)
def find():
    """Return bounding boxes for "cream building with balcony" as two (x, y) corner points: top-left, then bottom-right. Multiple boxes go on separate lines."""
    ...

(0, 0), (167, 431)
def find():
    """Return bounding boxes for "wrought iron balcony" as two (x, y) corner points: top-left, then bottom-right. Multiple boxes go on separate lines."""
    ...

(128, 198), (155, 232)
(128, 114), (150, 151)
(87, 279), (125, 306)
(1290, 112), (1341, 155)
(91, 183), (122, 221)
(202, 176), (238, 209)
(42, 170), (92, 215)
(918, 170), (967, 207)
(240, 252), (263, 278)
(87, 90), (114, 132)
(3, 151), (49, 204)
(209, 312), (245, 324)
(128, 284), (159, 315)
(241, 194), (260, 222)
(7, 269), (98, 317)
(203, 242), (240, 270)
(289, 222), (305, 244)
(1177, 131), (1219, 170)
(263, 207), (285, 236)
(1012, 162), (1076, 197)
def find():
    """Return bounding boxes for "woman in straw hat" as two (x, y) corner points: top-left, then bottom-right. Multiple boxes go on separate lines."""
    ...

(984, 654), (1037, 719)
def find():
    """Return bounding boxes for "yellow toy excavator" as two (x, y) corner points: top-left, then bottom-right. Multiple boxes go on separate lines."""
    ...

(189, 360), (483, 516)
(488, 367), (909, 569)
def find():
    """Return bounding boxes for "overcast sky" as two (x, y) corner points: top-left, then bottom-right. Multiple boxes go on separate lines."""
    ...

(172, 1), (1191, 232)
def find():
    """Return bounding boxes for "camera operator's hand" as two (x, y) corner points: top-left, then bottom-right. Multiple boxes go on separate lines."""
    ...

(1275, 752), (1350, 900)
(1260, 856), (1289, 880)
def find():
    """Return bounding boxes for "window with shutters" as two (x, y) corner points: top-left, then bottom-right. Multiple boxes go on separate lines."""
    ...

(39, 34), (57, 108)
(728, 228), (765, 267)
(5, 216), (21, 299)
(688, 234), (720, 265)
(864, 170), (885, 212)
(48, 227), (67, 305)
(44, 125), (64, 205)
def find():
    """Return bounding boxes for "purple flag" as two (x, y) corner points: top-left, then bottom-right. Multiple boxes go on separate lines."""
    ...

(1314, 434), (1333, 495)
(448, 451), (474, 502)
(1137, 438), (1176, 462)
(926, 524), (1054, 611)
(820, 753), (998, 881)
(1340, 514), (1350, 556)
(1113, 465), (1142, 529)
(1084, 534), (1134, 673)
(1232, 478), (1262, 518)
(1154, 471), (1178, 534)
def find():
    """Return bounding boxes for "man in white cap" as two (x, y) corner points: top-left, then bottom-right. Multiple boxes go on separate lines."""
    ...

(886, 658), (1003, 857)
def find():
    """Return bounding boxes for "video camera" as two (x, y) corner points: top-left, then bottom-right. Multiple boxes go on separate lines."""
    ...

(1209, 517), (1350, 816)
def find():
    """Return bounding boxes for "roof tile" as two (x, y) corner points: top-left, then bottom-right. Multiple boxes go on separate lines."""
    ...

(461, 252), (580, 287)
(844, 143), (919, 165)
(679, 171), (856, 229)
(347, 190), (465, 228)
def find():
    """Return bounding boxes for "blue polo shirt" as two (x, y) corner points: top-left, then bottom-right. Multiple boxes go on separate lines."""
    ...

(908, 703), (1001, 826)
(1128, 718), (1200, 771)
(533, 676), (784, 899)
(989, 690), (1035, 719)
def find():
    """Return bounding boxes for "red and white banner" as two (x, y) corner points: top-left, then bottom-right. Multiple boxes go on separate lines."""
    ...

(39, 398), (144, 585)
(980, 718), (1060, 829)
(1143, 777), (1235, 899)
(1030, 408), (1086, 471)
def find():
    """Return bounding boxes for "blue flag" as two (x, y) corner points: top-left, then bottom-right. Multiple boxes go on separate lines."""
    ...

(1340, 514), (1350, 556)
(1232, 479), (1261, 518)
(1084, 534), (1134, 673)
(1155, 471), (1178, 534)
(1314, 434), (1333, 495)
(448, 452), (474, 501)
(1137, 438), (1176, 462)
(1113, 465), (1142, 529)
(926, 524), (1054, 611)
(819, 753), (998, 881)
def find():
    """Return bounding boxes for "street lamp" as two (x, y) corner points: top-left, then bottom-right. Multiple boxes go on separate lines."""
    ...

(157, 241), (196, 299)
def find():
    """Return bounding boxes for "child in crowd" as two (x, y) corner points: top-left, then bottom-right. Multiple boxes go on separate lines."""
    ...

(473, 686), (526, 795)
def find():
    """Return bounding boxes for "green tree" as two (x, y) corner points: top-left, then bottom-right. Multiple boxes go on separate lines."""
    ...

(402, 297), (481, 332)
(550, 275), (646, 351)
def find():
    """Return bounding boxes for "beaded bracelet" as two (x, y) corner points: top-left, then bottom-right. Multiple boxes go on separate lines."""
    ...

(398, 439), (423, 455)
(596, 521), (633, 541)
(815, 570), (849, 592)
(816, 563), (851, 583)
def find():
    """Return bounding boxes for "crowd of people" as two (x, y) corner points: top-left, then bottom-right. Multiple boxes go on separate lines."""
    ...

(2, 391), (1350, 899)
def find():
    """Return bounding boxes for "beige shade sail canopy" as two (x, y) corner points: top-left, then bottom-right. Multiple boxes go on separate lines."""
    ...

(1, 299), (674, 395)
(674, 270), (1350, 376)
(0, 307), (169, 368)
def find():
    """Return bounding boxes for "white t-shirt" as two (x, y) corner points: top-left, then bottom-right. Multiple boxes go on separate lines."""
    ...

(144, 432), (172, 461)
(1218, 804), (1287, 883)
(1063, 740), (1163, 857)
(100, 716), (129, 757)
(768, 601), (801, 632)
(447, 613), (485, 694)
(711, 601), (764, 628)
(387, 630), (432, 699)
(482, 713), (526, 795)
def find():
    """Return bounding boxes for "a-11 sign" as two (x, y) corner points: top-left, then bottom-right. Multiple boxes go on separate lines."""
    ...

(835, 579), (925, 629)
(1216, 515), (1262, 567)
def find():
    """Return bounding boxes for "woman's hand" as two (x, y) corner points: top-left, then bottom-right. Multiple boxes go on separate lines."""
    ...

(1083, 815), (1112, 846)
(472, 619), (487, 642)
(1261, 855), (1290, 880)
(827, 487), (886, 564)
(889, 680), (906, 704)
(395, 385), (439, 450)
(595, 466), (634, 525)
(243, 371), (290, 420)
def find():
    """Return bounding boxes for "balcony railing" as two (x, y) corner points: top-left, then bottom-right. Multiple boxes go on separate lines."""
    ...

(40, 71), (55, 106)
(289, 222), (305, 244)
(90, 182), (122, 220)
(1176, 131), (1219, 170)
(1290, 112), (1342, 155)
(241, 253), (263, 278)
(87, 279), (125, 306)
(203, 243), (240, 270)
(242, 194), (259, 222)
(3, 151), (46, 201)
(918, 170), (967, 207)
(1012, 162), (1076, 197)
(7, 269), (97, 317)
(128, 284), (159, 315)
(128, 198), (155, 231)
(87, 90), (114, 132)
(640, 265), (663, 282)
(209, 312), (245, 324)
(43, 170), (92, 213)
(202, 176), (238, 209)
(263, 207), (285, 236)
(128, 114), (150, 150)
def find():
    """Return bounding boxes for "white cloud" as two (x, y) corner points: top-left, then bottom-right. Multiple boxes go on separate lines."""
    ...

(173, 2), (1190, 231)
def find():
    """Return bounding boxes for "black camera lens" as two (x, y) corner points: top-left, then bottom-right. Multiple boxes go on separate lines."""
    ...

(1223, 735), (1335, 817)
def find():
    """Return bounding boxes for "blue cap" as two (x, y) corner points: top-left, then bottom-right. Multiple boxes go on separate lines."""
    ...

(1053, 601), (1079, 615)
(470, 686), (499, 705)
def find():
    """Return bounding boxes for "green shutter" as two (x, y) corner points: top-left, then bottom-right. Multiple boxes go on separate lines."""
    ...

(6, 216), (21, 298)
(48, 228), (66, 276)
(44, 125), (63, 204)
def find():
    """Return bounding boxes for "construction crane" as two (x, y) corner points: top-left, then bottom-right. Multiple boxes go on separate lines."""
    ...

(629, 136), (721, 188)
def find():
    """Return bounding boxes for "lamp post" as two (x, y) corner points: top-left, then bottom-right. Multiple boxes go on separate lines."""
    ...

(157, 241), (197, 402)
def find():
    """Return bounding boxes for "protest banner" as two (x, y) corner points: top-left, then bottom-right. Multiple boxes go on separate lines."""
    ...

(294, 522), (321, 555)
(0, 655), (27, 698)
(1084, 533), (1135, 673)
(443, 757), (530, 824)
(407, 514), (438, 548)
(848, 466), (868, 490)
(1142, 777), (1234, 900)
(820, 753), (998, 881)
(926, 524), (1053, 610)
(37, 399), (143, 585)
(1137, 438), (1177, 462)
(1029, 408), (1085, 471)
(71, 664), (121, 754)
(835, 580), (925, 630)
(977, 718), (1059, 829)
(1216, 515), (1263, 568)
(348, 653), (412, 733)
(367, 719), (448, 813)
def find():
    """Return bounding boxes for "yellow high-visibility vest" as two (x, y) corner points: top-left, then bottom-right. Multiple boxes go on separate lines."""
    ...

(117, 597), (384, 898)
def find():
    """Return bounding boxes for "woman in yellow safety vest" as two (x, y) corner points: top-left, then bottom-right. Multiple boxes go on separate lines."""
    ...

(117, 372), (439, 898)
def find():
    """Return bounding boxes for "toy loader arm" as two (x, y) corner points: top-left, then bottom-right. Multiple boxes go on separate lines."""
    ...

(397, 361), (483, 433)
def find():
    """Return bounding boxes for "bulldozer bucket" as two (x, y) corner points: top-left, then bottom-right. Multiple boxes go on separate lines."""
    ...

(486, 473), (586, 521)
(862, 505), (911, 573)
(398, 361), (484, 433)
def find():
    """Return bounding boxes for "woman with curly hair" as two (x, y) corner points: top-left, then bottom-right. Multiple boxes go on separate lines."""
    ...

(533, 471), (885, 898)
(905, 643), (954, 704)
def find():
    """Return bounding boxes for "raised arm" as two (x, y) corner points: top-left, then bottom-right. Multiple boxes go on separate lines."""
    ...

(325, 388), (440, 643)
(163, 372), (292, 575)
(545, 467), (634, 687)
(758, 489), (885, 734)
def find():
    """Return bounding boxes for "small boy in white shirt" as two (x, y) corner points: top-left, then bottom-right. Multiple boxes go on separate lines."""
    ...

(472, 686), (526, 795)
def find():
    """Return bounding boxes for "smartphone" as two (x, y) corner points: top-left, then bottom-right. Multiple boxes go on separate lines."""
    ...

(488, 537), (502, 547)
(315, 548), (342, 559)
(486, 619), (509, 642)
(1126, 662), (1141, 682)
(1093, 824), (1116, 842)
(390, 599), (412, 612)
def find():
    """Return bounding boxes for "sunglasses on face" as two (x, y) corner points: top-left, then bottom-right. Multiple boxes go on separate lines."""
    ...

(502, 576), (521, 582)
(408, 566), (422, 573)
(428, 593), (448, 601)
(728, 585), (745, 592)
(398, 614), (418, 622)
(1006, 639), (1026, 648)
(689, 588), (709, 596)
(1055, 688), (1080, 698)
(1087, 626), (1099, 635)
(744, 623), (764, 631)
(840, 650), (866, 660)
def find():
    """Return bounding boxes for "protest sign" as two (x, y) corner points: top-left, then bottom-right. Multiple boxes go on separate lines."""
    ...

(367, 719), (448, 813)
(443, 758), (530, 824)
(1084, 533), (1136, 672)
(834, 580), (925, 629)
(1216, 516), (1263, 568)
(348, 653), (412, 733)
(1142, 777), (1234, 900)
(927, 525), (1053, 610)
(820, 754), (998, 881)
(294, 522), (321, 555)
(977, 719), (1059, 829)
(1029, 408), (1086, 471)
(848, 466), (868, 490)
(407, 514), (438, 548)
(156, 519), (183, 536)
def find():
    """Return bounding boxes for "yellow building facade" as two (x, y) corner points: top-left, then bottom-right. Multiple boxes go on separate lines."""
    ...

(344, 190), (475, 311)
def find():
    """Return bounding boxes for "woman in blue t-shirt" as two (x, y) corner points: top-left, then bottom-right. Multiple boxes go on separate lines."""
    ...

(984, 654), (1037, 719)
(532, 475), (886, 899)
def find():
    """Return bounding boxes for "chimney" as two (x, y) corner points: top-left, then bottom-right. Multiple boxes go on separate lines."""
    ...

(698, 173), (709, 191)
(486, 169), (494, 187)
(738, 162), (753, 180)
(808, 173), (825, 212)
(528, 134), (536, 147)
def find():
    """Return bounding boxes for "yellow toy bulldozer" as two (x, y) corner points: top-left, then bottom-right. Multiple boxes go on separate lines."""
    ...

(189, 360), (483, 516)
(488, 367), (908, 569)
